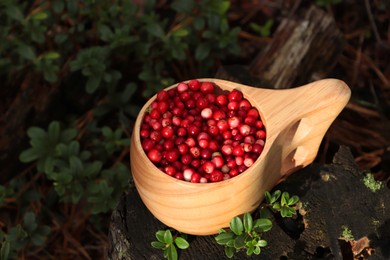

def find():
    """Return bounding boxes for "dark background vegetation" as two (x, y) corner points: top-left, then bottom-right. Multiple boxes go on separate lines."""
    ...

(0, 0), (389, 259)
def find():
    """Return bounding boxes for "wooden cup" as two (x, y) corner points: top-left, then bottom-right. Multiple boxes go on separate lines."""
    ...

(130, 78), (351, 235)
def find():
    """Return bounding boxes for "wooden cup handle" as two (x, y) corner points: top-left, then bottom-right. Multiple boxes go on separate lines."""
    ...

(250, 79), (351, 177)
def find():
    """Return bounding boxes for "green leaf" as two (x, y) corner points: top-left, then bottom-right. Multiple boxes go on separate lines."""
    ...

(225, 246), (234, 258)
(86, 76), (102, 93)
(23, 212), (37, 233)
(243, 213), (253, 232)
(98, 24), (114, 41)
(151, 241), (166, 249)
(60, 128), (77, 143)
(230, 216), (243, 236)
(265, 191), (272, 204)
(288, 195), (300, 206)
(43, 52), (60, 60)
(195, 43), (210, 61)
(6, 5), (24, 22)
(69, 156), (83, 173)
(281, 206), (296, 218)
(253, 218), (272, 232)
(272, 202), (281, 211)
(233, 233), (247, 249)
(253, 245), (261, 255)
(48, 121), (61, 143)
(174, 237), (189, 249)
(146, 23), (164, 38)
(246, 245), (254, 255)
(272, 190), (281, 202)
(215, 232), (234, 245)
(0, 240), (10, 260)
(168, 244), (177, 260)
(18, 45), (36, 60)
(172, 28), (188, 37)
(32, 11), (48, 20)
(281, 192), (289, 206)
(258, 239), (267, 247)
(216, 1), (230, 15)
(164, 230), (173, 244)
(19, 148), (40, 163)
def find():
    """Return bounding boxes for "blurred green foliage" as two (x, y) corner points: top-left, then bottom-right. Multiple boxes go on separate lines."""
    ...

(0, 0), (240, 258)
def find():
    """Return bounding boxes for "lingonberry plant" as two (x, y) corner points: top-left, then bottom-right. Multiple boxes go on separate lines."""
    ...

(151, 230), (189, 260)
(215, 213), (271, 258)
(140, 80), (266, 183)
(265, 190), (301, 218)
(151, 191), (302, 259)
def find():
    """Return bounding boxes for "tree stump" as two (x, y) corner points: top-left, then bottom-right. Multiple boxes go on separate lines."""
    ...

(108, 146), (390, 259)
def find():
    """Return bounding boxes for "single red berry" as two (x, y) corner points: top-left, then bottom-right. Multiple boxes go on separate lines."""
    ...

(163, 139), (175, 150)
(174, 172), (184, 180)
(196, 96), (209, 109)
(157, 101), (169, 113)
(227, 101), (239, 111)
(185, 137), (196, 147)
(190, 146), (200, 158)
(198, 139), (209, 149)
(229, 168), (239, 177)
(188, 79), (201, 91)
(239, 99), (251, 111)
(221, 144), (233, 155)
(212, 110), (226, 121)
(201, 108), (213, 119)
(256, 130), (266, 139)
(228, 89), (243, 102)
(177, 82), (189, 92)
(200, 82), (214, 93)
(156, 90), (169, 101)
(149, 108), (161, 119)
(141, 139), (155, 151)
(252, 143), (264, 154)
(161, 126), (174, 139)
(232, 145), (244, 157)
(209, 170), (223, 182)
(181, 153), (193, 165)
(165, 149), (179, 163)
(191, 173), (201, 183)
(140, 129), (149, 138)
(247, 108), (259, 119)
(164, 165), (176, 176)
(147, 149), (162, 163)
(216, 95), (228, 106)
(239, 124), (251, 136)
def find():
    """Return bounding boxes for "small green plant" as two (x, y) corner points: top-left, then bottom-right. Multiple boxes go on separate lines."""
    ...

(362, 173), (382, 193)
(265, 190), (301, 218)
(151, 229), (189, 260)
(340, 225), (354, 241)
(0, 212), (50, 260)
(249, 19), (274, 37)
(215, 213), (271, 258)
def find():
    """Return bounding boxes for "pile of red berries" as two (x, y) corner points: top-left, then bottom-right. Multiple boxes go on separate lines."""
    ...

(140, 80), (266, 183)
